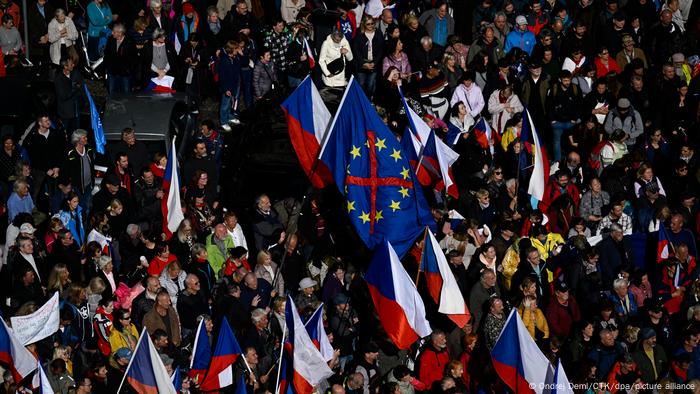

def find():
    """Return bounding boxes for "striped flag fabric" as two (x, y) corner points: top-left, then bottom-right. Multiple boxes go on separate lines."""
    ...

(520, 109), (549, 202)
(285, 296), (333, 394)
(122, 328), (177, 394)
(0, 318), (36, 382)
(365, 240), (432, 349)
(188, 318), (212, 384)
(199, 317), (243, 392)
(304, 304), (335, 362)
(161, 137), (185, 239)
(419, 228), (471, 327)
(491, 309), (553, 393)
(657, 226), (671, 263)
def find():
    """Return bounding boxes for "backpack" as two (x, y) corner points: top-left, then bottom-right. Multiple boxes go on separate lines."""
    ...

(588, 140), (613, 176)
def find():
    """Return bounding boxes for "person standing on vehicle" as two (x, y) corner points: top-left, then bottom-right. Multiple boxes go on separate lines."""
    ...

(54, 57), (86, 133)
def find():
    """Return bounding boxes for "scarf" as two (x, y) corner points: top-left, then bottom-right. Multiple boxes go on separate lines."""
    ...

(180, 14), (199, 42)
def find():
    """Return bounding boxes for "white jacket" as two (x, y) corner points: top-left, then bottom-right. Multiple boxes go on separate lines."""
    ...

(487, 90), (524, 134)
(280, 0), (305, 24)
(319, 34), (353, 88)
(48, 17), (79, 65)
(159, 269), (187, 308)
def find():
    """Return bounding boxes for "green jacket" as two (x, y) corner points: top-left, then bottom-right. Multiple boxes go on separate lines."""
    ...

(205, 233), (235, 278)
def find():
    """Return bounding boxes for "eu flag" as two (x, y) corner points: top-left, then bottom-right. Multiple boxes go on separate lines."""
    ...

(319, 79), (435, 257)
(84, 84), (106, 154)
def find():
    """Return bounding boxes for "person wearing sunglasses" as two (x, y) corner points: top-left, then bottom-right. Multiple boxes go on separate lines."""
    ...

(108, 308), (139, 356)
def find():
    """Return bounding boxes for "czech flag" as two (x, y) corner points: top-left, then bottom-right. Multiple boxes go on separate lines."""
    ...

(521, 109), (549, 203)
(123, 328), (177, 394)
(304, 304), (335, 362)
(188, 318), (212, 384)
(552, 359), (574, 394)
(145, 75), (177, 93)
(31, 360), (54, 394)
(491, 309), (553, 394)
(281, 76), (334, 188)
(285, 296), (334, 394)
(419, 228), (471, 328)
(657, 226), (672, 263)
(400, 90), (460, 198)
(161, 137), (185, 239)
(0, 318), (36, 383)
(200, 317), (243, 392)
(473, 117), (496, 155)
(365, 240), (432, 349)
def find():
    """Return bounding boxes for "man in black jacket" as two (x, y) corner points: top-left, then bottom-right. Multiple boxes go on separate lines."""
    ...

(63, 129), (94, 212)
(104, 23), (135, 94)
(54, 58), (85, 133)
(26, 0), (53, 68)
(22, 114), (67, 202)
(547, 69), (582, 161)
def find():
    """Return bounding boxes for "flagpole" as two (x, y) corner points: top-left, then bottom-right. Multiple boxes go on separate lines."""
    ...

(274, 319), (288, 394)
(116, 328), (148, 394)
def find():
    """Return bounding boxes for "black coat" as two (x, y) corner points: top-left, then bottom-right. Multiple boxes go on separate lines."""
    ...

(26, 1), (54, 58)
(23, 127), (67, 172)
(54, 69), (85, 120)
(104, 36), (136, 76)
(352, 30), (384, 71)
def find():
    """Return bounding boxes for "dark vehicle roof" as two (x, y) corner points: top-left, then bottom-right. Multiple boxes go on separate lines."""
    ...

(102, 92), (187, 141)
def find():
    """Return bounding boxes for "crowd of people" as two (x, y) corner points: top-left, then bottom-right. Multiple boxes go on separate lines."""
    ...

(1, 0), (700, 392)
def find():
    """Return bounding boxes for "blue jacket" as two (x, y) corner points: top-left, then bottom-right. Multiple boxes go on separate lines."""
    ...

(608, 290), (638, 319)
(218, 53), (241, 94)
(58, 206), (86, 247)
(87, 1), (112, 37)
(504, 29), (536, 55)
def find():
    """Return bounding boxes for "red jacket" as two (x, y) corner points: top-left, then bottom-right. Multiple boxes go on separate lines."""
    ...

(539, 181), (580, 214)
(545, 296), (581, 337)
(419, 345), (449, 388)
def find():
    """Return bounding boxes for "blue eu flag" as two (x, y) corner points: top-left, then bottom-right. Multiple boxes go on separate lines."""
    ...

(319, 79), (435, 257)
(84, 84), (106, 154)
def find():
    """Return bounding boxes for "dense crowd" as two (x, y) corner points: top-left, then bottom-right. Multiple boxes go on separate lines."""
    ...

(0, 0), (700, 392)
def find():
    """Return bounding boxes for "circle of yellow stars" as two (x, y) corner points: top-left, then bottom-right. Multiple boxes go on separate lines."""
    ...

(345, 136), (412, 225)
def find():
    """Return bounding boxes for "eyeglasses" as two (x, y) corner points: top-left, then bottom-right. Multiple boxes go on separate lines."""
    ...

(122, 316), (131, 320)
(494, 171), (502, 175)
(365, 22), (375, 26)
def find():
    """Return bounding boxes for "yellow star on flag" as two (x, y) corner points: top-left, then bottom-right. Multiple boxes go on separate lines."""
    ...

(350, 145), (361, 159)
(347, 200), (356, 213)
(398, 187), (410, 198)
(389, 200), (401, 212)
(375, 210), (384, 222)
(375, 138), (387, 152)
(390, 149), (402, 162)
(359, 211), (371, 224)
(400, 167), (410, 180)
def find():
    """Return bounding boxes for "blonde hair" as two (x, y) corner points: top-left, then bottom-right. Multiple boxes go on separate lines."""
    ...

(88, 277), (106, 295)
(108, 199), (123, 213)
(256, 250), (271, 266)
(47, 264), (70, 294)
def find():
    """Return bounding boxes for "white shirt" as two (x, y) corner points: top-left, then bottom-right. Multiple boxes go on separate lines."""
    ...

(227, 223), (248, 250)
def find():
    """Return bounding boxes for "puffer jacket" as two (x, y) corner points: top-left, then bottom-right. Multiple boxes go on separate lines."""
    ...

(319, 34), (353, 87)
(159, 268), (187, 308)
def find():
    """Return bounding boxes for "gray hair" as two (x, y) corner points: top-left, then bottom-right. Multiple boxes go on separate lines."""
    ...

(609, 223), (623, 234)
(506, 178), (517, 189)
(54, 8), (65, 17)
(13, 179), (28, 193)
(112, 23), (125, 33)
(152, 27), (166, 40)
(206, 5), (218, 16)
(420, 36), (433, 46)
(494, 11), (507, 20)
(150, 0), (162, 9)
(613, 277), (629, 290)
(185, 274), (198, 287)
(126, 223), (141, 236)
(251, 308), (267, 323)
(192, 243), (206, 257)
(97, 255), (112, 270)
(70, 129), (88, 145)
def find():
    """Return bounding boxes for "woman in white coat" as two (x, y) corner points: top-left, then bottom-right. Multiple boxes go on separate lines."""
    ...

(488, 84), (523, 135)
(319, 30), (353, 88)
(47, 8), (78, 65)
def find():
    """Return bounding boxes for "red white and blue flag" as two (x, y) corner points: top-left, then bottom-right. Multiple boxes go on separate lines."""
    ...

(34, 360), (55, 394)
(521, 109), (549, 203)
(188, 318), (212, 384)
(400, 90), (460, 198)
(145, 75), (177, 93)
(552, 359), (574, 394)
(281, 76), (334, 188)
(419, 228), (471, 328)
(284, 296), (333, 394)
(122, 328), (177, 394)
(161, 137), (184, 239)
(0, 318), (36, 382)
(200, 317), (243, 392)
(365, 240), (432, 349)
(304, 304), (334, 362)
(657, 225), (672, 263)
(491, 309), (553, 394)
